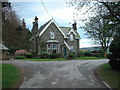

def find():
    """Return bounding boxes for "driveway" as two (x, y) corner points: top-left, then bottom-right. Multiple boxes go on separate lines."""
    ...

(2, 59), (109, 88)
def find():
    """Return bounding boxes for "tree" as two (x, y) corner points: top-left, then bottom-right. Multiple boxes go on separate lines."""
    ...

(67, 1), (120, 24)
(108, 34), (120, 70)
(67, 1), (120, 55)
(2, 1), (31, 53)
(82, 14), (113, 57)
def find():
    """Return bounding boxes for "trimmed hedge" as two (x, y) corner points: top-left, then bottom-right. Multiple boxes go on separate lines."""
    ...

(25, 53), (32, 58)
(14, 56), (26, 59)
(38, 52), (62, 59)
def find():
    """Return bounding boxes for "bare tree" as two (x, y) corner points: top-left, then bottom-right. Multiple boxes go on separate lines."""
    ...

(82, 14), (113, 57)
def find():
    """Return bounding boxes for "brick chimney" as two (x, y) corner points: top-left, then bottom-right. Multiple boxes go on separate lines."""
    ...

(72, 21), (77, 31)
(34, 16), (38, 23)
(32, 16), (38, 34)
(22, 19), (26, 27)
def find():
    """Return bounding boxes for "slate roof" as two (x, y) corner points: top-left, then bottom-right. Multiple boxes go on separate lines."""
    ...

(37, 20), (80, 39)
(37, 19), (52, 34)
(60, 27), (80, 39)
(60, 27), (71, 36)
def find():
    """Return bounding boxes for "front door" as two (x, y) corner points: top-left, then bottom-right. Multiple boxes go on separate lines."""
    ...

(64, 47), (67, 56)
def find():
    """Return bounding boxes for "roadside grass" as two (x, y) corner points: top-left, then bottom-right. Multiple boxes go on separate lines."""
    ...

(16, 57), (106, 61)
(97, 63), (120, 89)
(75, 57), (106, 60)
(2, 64), (21, 88)
(21, 58), (66, 61)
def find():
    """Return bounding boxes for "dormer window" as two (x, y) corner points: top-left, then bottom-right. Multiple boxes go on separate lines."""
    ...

(50, 31), (55, 39)
(70, 34), (73, 41)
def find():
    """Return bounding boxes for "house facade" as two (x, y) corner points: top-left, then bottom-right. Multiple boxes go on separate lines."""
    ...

(30, 16), (80, 56)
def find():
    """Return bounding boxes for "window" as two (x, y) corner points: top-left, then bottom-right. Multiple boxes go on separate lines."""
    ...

(50, 31), (55, 39)
(70, 34), (73, 41)
(47, 44), (59, 53)
(70, 46), (74, 51)
(52, 44), (57, 49)
(48, 44), (51, 49)
(47, 44), (51, 53)
(52, 44), (57, 53)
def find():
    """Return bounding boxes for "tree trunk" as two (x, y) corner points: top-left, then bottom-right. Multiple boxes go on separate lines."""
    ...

(104, 51), (107, 57)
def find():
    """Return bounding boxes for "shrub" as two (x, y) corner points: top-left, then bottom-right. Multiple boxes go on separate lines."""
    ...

(14, 56), (26, 59)
(32, 51), (38, 58)
(25, 53), (32, 58)
(48, 53), (62, 59)
(108, 36), (120, 71)
(67, 52), (75, 60)
(84, 52), (93, 57)
(38, 51), (49, 59)
(78, 52), (84, 57)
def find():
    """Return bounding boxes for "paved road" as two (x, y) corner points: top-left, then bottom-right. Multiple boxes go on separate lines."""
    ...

(2, 59), (109, 88)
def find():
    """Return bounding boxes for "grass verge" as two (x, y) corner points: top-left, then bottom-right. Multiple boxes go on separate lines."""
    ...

(95, 63), (120, 89)
(21, 58), (66, 61)
(75, 57), (106, 60)
(16, 57), (106, 61)
(2, 64), (21, 88)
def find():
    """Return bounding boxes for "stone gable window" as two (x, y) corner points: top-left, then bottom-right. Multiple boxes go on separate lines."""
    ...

(50, 31), (55, 39)
(70, 34), (74, 41)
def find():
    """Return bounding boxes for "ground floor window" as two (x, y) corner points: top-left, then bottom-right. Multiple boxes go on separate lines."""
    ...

(47, 44), (59, 53)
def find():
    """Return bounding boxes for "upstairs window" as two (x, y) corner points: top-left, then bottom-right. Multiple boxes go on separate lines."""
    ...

(70, 34), (74, 41)
(50, 31), (55, 39)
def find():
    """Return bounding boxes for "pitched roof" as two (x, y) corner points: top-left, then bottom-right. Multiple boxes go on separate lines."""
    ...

(36, 19), (80, 39)
(38, 19), (66, 37)
(60, 27), (80, 39)
(0, 43), (9, 50)
(75, 31), (81, 39)
(37, 19), (52, 35)
(60, 27), (71, 36)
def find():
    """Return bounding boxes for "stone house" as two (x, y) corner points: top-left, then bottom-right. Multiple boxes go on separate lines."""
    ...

(30, 16), (80, 56)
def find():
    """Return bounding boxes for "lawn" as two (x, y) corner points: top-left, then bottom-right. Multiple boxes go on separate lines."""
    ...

(2, 64), (21, 88)
(97, 63), (120, 89)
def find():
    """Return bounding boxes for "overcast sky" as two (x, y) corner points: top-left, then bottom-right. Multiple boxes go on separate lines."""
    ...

(10, 0), (98, 48)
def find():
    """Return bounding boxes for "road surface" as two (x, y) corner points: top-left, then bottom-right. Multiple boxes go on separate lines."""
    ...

(2, 59), (109, 89)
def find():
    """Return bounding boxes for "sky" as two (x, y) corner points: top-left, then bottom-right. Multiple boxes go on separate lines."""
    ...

(10, 0), (99, 48)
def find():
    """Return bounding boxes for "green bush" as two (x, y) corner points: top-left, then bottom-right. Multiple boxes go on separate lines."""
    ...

(38, 51), (49, 59)
(67, 52), (76, 60)
(14, 56), (26, 59)
(84, 52), (93, 56)
(108, 36), (120, 71)
(78, 52), (84, 57)
(32, 51), (38, 58)
(48, 53), (62, 59)
(25, 53), (32, 58)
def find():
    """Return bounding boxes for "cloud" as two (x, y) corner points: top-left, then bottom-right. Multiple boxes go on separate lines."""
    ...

(10, 1), (98, 48)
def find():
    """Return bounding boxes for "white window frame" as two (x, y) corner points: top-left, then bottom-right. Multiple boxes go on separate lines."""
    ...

(70, 34), (74, 41)
(50, 31), (55, 39)
(47, 44), (51, 53)
(52, 44), (57, 50)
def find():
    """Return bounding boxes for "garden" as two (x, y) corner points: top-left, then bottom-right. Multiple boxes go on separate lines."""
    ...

(11, 49), (106, 61)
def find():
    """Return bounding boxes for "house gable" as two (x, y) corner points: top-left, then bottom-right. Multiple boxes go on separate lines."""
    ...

(68, 28), (76, 36)
(38, 19), (66, 38)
